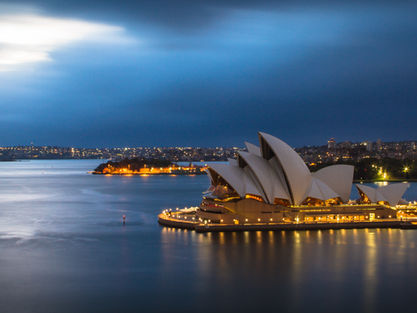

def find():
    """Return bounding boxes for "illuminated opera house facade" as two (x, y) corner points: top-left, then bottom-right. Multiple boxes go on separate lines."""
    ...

(199, 132), (410, 224)
(159, 132), (415, 231)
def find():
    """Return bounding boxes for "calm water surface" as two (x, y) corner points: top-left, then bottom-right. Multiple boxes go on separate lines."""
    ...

(0, 160), (417, 313)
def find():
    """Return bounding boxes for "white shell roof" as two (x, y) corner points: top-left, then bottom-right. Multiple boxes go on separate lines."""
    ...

(307, 177), (339, 201)
(259, 132), (312, 205)
(378, 183), (410, 205)
(207, 132), (356, 206)
(356, 184), (386, 203)
(238, 151), (290, 203)
(313, 165), (354, 202)
(268, 156), (291, 199)
(208, 163), (264, 199)
(242, 166), (268, 201)
(228, 158), (238, 166)
(244, 142), (261, 156)
(356, 183), (409, 206)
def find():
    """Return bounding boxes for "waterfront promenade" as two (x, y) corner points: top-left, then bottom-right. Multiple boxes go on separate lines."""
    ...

(158, 210), (417, 232)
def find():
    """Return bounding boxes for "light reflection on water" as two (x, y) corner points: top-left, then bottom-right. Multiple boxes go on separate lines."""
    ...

(0, 160), (417, 313)
(159, 228), (417, 313)
(159, 228), (417, 312)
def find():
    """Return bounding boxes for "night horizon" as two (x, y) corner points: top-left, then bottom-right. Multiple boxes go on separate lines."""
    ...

(1, 0), (417, 148)
(2, 136), (417, 149)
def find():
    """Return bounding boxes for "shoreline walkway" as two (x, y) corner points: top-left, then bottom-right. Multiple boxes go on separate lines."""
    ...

(158, 213), (417, 233)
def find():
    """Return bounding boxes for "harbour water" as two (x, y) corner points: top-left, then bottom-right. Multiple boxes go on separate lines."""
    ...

(1, 160), (417, 313)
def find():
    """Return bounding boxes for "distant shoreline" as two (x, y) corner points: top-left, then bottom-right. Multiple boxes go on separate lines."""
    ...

(1, 158), (416, 182)
(353, 179), (416, 183)
(91, 172), (205, 176)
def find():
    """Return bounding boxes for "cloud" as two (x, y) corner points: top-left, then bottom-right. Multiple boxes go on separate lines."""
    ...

(0, 13), (135, 71)
(0, 1), (417, 146)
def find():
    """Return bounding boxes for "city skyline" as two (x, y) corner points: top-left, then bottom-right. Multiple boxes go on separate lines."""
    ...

(0, 1), (417, 147)
(2, 137), (417, 163)
(1, 136), (417, 148)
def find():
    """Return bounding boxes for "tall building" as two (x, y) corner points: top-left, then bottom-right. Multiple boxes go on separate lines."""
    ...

(339, 141), (352, 149)
(376, 138), (382, 150)
(328, 138), (336, 149)
(365, 141), (373, 152)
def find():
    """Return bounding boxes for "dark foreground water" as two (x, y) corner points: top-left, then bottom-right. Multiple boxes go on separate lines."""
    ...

(1, 160), (417, 313)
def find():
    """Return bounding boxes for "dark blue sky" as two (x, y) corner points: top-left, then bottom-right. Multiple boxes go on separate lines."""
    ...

(0, 1), (416, 147)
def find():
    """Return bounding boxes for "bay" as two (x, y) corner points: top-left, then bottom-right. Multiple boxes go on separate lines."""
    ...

(0, 160), (416, 313)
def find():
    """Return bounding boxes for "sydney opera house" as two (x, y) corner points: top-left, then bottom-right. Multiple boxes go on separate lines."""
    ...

(159, 132), (415, 231)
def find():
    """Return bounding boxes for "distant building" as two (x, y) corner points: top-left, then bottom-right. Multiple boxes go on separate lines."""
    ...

(339, 141), (352, 149)
(360, 140), (373, 151)
(366, 141), (373, 152)
(376, 139), (382, 150)
(328, 138), (336, 149)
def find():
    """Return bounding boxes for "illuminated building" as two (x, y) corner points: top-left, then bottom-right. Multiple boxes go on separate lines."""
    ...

(327, 137), (336, 149)
(356, 183), (409, 206)
(97, 163), (206, 175)
(205, 132), (354, 206)
(159, 132), (416, 230)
